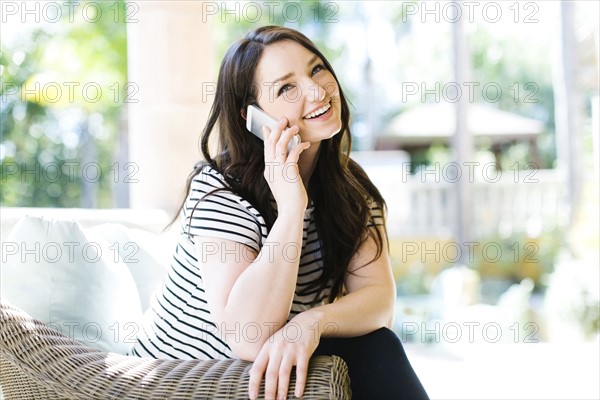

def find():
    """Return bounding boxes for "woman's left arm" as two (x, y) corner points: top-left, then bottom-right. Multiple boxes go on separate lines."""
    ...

(248, 224), (396, 400)
(307, 223), (397, 338)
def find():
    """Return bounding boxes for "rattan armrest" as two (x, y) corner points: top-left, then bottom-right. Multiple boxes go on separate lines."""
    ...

(0, 301), (351, 399)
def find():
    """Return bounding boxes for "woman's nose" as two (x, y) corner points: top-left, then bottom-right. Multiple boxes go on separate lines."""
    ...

(306, 82), (326, 103)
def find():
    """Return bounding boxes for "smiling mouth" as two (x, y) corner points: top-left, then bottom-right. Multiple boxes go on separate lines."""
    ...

(303, 102), (332, 119)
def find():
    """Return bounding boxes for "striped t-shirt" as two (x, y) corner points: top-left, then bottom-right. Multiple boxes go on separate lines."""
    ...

(131, 165), (383, 360)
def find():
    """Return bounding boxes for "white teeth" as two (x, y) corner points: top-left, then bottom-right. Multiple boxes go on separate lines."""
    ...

(304, 102), (331, 119)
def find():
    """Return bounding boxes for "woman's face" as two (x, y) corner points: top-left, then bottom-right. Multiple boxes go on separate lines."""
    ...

(252, 40), (342, 144)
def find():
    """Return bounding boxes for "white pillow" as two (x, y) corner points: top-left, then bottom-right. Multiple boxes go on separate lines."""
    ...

(0, 215), (143, 355)
(87, 223), (171, 311)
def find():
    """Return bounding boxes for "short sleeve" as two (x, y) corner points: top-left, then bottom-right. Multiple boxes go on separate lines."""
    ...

(182, 167), (262, 253)
(367, 199), (386, 228)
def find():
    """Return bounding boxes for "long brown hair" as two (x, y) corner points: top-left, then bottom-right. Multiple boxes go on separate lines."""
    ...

(173, 25), (388, 304)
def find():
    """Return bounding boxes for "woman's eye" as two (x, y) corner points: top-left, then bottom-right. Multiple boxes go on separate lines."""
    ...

(278, 84), (293, 96)
(311, 64), (325, 76)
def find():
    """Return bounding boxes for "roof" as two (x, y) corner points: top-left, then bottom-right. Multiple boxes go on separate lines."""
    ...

(382, 102), (545, 145)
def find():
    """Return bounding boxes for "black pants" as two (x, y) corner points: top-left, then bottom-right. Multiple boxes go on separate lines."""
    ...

(313, 328), (430, 400)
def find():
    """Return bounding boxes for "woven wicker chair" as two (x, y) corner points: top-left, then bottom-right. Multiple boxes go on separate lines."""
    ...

(0, 301), (351, 399)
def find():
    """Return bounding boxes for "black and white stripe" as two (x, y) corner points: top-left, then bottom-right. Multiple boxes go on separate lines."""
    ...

(131, 166), (383, 360)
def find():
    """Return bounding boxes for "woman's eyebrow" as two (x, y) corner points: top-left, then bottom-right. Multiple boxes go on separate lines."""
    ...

(273, 72), (293, 85)
(273, 54), (319, 84)
(306, 54), (319, 67)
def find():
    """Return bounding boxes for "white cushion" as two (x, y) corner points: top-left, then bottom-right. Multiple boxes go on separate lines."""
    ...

(0, 215), (143, 355)
(87, 223), (171, 311)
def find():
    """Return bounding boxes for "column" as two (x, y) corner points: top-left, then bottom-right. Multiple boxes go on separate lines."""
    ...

(127, 1), (214, 214)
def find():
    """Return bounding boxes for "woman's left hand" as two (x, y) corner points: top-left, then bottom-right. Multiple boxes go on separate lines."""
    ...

(248, 312), (322, 400)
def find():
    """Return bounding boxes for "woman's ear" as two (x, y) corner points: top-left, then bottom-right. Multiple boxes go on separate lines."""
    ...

(240, 108), (247, 121)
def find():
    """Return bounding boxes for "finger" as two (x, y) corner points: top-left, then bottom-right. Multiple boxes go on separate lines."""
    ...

(249, 351), (269, 400)
(263, 126), (279, 160)
(275, 125), (299, 156)
(277, 355), (294, 400)
(264, 352), (283, 400)
(262, 125), (271, 141)
(268, 117), (288, 145)
(294, 354), (309, 398)
(287, 141), (311, 162)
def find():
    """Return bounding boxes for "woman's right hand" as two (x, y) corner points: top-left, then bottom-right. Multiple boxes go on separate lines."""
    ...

(262, 117), (311, 215)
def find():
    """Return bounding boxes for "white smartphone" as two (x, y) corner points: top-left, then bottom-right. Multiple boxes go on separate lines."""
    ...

(246, 104), (300, 152)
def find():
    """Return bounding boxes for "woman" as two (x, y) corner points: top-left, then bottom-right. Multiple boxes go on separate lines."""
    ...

(132, 25), (429, 400)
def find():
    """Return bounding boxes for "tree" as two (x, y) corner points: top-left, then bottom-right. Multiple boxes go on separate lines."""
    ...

(1, 0), (128, 207)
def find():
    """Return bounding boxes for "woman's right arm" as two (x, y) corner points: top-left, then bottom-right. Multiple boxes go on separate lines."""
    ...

(195, 119), (311, 361)
(195, 209), (303, 360)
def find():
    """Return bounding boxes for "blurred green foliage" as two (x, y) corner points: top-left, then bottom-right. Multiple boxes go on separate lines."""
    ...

(388, 20), (558, 172)
(469, 27), (557, 170)
(1, 1), (584, 211)
(1, 0), (337, 208)
(1, 0), (127, 207)
(469, 230), (563, 289)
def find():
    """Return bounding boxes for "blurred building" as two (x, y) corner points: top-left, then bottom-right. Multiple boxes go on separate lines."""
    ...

(377, 102), (545, 168)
